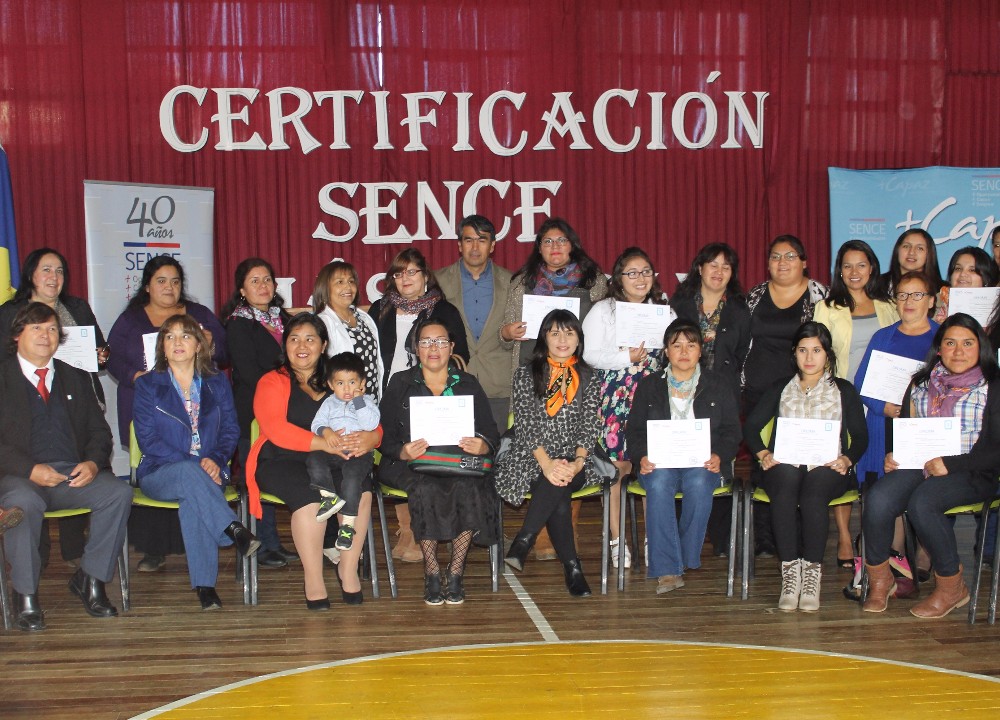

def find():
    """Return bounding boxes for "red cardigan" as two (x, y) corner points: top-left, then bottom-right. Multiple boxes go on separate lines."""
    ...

(245, 368), (382, 519)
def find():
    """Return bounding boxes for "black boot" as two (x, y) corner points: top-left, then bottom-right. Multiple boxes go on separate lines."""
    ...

(445, 572), (465, 605)
(563, 558), (592, 598)
(13, 591), (45, 631)
(224, 521), (261, 558)
(195, 586), (223, 610)
(424, 573), (444, 606)
(504, 531), (537, 572)
(68, 568), (118, 617)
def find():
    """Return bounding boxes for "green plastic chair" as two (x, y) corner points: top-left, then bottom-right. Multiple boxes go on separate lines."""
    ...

(618, 471), (741, 595)
(241, 420), (380, 605)
(128, 422), (247, 605)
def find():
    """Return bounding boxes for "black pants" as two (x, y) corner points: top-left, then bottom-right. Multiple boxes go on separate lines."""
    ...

(758, 464), (852, 563)
(520, 471), (587, 564)
(305, 451), (373, 517)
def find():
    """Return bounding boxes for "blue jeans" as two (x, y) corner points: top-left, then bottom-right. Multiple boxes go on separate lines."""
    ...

(140, 460), (238, 588)
(640, 467), (717, 577)
(863, 468), (995, 576)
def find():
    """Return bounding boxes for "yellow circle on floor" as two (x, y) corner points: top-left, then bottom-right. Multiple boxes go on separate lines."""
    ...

(135, 641), (1000, 719)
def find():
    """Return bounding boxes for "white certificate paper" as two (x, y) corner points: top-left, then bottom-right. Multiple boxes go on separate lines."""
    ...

(647, 419), (711, 468)
(948, 287), (1000, 327)
(892, 418), (962, 469)
(141, 332), (158, 370)
(521, 295), (581, 339)
(858, 350), (924, 405)
(410, 395), (475, 445)
(615, 302), (676, 349)
(54, 326), (98, 372)
(773, 418), (840, 466)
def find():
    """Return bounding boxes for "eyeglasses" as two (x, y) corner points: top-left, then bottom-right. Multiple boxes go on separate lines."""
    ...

(417, 338), (451, 348)
(769, 252), (800, 262)
(541, 237), (570, 247)
(621, 269), (654, 279)
(895, 291), (930, 301)
(392, 268), (422, 279)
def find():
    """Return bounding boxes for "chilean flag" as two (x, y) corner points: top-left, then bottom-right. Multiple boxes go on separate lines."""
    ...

(0, 141), (18, 304)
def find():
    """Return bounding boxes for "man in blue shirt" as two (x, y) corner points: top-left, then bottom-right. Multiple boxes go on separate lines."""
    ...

(435, 215), (514, 433)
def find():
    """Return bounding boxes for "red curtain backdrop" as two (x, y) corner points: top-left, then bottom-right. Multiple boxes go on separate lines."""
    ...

(1, 0), (999, 305)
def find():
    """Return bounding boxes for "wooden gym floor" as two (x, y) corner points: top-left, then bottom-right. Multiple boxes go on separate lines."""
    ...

(4, 502), (1000, 719)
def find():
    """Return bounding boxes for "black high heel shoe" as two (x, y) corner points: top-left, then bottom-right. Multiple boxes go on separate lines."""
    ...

(504, 531), (536, 572)
(342, 590), (364, 605)
(563, 558), (592, 598)
(304, 582), (330, 610)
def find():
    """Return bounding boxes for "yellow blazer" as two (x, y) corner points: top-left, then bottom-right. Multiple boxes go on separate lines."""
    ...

(813, 299), (899, 379)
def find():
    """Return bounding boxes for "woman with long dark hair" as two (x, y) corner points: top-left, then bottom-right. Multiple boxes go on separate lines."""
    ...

(500, 217), (607, 561)
(497, 309), (603, 597)
(367, 249), (468, 562)
(814, 239), (897, 566)
(581, 247), (672, 568)
(223, 257), (296, 569)
(744, 322), (867, 612)
(932, 246), (998, 324)
(863, 314), (1000, 618)
(881, 228), (943, 297)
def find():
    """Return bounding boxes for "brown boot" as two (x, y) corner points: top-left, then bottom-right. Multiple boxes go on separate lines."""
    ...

(862, 560), (897, 613)
(910, 567), (970, 619)
(391, 504), (423, 563)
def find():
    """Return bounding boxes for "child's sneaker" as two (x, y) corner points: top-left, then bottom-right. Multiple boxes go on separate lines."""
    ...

(316, 494), (346, 522)
(335, 525), (356, 550)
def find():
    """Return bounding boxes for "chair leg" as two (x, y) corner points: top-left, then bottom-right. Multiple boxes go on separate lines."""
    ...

(902, 512), (920, 597)
(741, 487), (752, 600)
(726, 485), (739, 598)
(617, 481), (628, 591)
(990, 503), (1000, 624)
(366, 522), (380, 599)
(968, 505), (991, 624)
(0, 539), (11, 631)
(601, 485), (610, 595)
(629, 486), (640, 571)
(248, 513), (259, 606)
(119, 527), (131, 613)
(375, 489), (397, 599)
(238, 494), (251, 605)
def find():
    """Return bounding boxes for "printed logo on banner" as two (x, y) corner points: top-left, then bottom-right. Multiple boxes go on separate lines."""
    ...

(122, 194), (183, 301)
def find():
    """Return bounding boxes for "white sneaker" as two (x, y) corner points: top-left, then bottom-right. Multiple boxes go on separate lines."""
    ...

(798, 561), (822, 612)
(778, 559), (802, 611)
(610, 538), (632, 569)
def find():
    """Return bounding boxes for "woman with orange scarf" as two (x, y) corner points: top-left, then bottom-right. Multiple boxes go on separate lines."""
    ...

(495, 309), (603, 597)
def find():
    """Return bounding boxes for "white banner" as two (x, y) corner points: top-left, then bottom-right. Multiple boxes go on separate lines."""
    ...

(84, 180), (215, 472)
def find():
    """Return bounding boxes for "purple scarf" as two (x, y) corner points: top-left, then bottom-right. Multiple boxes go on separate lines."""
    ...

(927, 363), (984, 418)
(534, 263), (583, 296)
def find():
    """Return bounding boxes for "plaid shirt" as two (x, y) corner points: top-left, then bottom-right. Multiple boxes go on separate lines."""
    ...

(912, 378), (987, 453)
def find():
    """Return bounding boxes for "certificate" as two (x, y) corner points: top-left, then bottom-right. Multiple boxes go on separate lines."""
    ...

(892, 418), (962, 469)
(647, 419), (711, 468)
(858, 350), (924, 405)
(773, 418), (840, 466)
(948, 287), (1000, 327)
(521, 295), (580, 339)
(54, 326), (98, 372)
(615, 302), (676, 349)
(410, 395), (475, 445)
(141, 332), (159, 370)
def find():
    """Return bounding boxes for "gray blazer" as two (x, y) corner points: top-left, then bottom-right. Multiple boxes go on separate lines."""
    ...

(435, 259), (514, 399)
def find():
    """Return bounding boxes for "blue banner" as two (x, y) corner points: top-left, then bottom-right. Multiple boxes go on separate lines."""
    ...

(0, 144), (17, 303)
(828, 166), (1000, 275)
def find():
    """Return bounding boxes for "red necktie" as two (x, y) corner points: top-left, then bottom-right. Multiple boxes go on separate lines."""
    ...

(35, 368), (49, 403)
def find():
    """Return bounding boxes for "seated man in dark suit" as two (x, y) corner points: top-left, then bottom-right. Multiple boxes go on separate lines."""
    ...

(0, 302), (132, 631)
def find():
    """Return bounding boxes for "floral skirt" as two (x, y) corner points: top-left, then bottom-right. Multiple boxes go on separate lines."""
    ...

(598, 358), (660, 461)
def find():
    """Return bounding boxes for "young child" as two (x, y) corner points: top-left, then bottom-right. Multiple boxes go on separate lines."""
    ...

(306, 352), (380, 550)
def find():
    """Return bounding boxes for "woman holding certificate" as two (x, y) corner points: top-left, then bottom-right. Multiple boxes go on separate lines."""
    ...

(497, 309), (603, 598)
(378, 318), (499, 606)
(368, 248), (469, 562)
(742, 235), (828, 557)
(582, 247), (670, 569)
(625, 319), (741, 594)
(500, 217), (607, 561)
(814, 240), (897, 567)
(862, 314), (1000, 618)
(744, 322), (868, 612)
(932, 246), (998, 324)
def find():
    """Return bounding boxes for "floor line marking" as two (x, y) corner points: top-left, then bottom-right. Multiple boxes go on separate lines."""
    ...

(503, 571), (559, 642)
